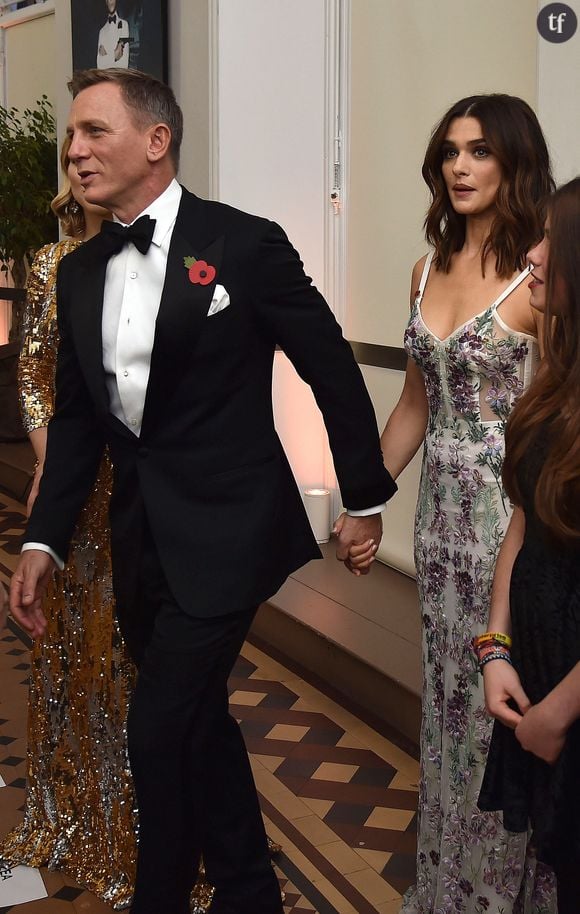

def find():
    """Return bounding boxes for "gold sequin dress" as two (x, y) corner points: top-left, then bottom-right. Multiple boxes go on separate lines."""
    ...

(0, 240), (137, 909)
(0, 241), (216, 912)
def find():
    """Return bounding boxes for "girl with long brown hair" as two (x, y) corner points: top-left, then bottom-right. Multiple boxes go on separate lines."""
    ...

(346, 94), (557, 912)
(480, 176), (580, 914)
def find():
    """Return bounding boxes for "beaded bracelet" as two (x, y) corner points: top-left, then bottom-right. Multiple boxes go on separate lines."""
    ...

(472, 631), (512, 650)
(473, 639), (512, 669)
(478, 643), (507, 661)
(479, 649), (513, 673)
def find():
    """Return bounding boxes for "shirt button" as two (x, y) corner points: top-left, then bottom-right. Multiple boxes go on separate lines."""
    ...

(130, 419), (138, 427)
(130, 271), (138, 279)
(123, 370), (129, 377)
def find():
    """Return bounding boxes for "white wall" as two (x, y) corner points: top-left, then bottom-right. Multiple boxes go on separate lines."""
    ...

(1, 5), (56, 111)
(537, 0), (580, 183)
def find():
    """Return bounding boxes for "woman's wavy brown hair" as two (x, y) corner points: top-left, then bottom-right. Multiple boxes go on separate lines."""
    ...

(422, 94), (555, 278)
(51, 135), (86, 238)
(503, 176), (580, 540)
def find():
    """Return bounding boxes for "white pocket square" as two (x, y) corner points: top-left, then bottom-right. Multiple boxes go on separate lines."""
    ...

(207, 284), (230, 317)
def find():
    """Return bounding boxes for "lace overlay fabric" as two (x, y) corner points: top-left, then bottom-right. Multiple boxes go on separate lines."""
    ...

(400, 267), (557, 914)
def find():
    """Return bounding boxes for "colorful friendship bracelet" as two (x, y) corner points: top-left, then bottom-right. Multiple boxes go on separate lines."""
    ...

(472, 631), (512, 650)
(477, 643), (508, 660)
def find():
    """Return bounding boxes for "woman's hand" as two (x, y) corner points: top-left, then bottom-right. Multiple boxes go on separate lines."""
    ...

(346, 538), (378, 574)
(515, 699), (566, 765)
(483, 659), (531, 728)
(333, 512), (379, 576)
(26, 463), (43, 519)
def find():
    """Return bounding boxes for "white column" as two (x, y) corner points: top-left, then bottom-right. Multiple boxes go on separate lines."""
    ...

(213, 0), (343, 501)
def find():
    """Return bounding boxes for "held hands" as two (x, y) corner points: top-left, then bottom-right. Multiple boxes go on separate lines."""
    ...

(483, 659), (531, 729)
(484, 660), (566, 764)
(334, 511), (381, 576)
(9, 550), (55, 640)
(515, 698), (567, 765)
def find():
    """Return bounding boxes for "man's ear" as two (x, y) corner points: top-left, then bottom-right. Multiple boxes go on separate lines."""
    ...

(146, 123), (172, 163)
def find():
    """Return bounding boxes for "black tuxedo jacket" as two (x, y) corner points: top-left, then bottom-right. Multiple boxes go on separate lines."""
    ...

(26, 189), (396, 617)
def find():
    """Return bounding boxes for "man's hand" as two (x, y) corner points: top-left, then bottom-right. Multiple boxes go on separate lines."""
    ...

(114, 40), (124, 62)
(334, 512), (381, 576)
(9, 550), (55, 639)
(483, 659), (531, 729)
(0, 582), (8, 631)
(98, 44), (107, 57)
(515, 699), (567, 765)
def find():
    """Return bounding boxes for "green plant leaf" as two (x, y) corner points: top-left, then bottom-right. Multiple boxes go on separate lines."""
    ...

(0, 97), (58, 282)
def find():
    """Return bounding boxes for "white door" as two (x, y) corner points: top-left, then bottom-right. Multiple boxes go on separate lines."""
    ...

(212, 0), (347, 524)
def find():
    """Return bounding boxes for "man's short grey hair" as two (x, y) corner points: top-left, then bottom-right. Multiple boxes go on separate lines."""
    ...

(68, 68), (183, 171)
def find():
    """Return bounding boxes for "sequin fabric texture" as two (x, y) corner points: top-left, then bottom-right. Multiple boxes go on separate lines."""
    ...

(0, 240), (138, 908)
(400, 261), (557, 914)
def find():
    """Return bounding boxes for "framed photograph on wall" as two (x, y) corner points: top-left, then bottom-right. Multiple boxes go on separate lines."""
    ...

(70, 0), (168, 81)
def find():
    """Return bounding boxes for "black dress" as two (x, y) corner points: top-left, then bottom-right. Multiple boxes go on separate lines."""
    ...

(479, 438), (580, 868)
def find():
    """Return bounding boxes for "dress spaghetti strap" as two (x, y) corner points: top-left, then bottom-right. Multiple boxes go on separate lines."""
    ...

(417, 251), (435, 302)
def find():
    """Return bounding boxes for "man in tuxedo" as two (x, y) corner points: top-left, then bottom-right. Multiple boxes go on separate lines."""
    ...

(96, 0), (129, 69)
(10, 69), (396, 914)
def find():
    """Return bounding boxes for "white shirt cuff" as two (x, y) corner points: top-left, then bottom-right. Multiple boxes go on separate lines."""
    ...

(346, 504), (386, 517)
(22, 542), (64, 571)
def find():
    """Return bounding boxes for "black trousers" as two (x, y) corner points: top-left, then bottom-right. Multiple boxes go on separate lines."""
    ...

(117, 528), (283, 914)
(554, 856), (580, 914)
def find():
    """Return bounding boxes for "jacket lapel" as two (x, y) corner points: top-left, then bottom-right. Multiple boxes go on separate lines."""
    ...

(69, 247), (111, 414)
(141, 197), (225, 436)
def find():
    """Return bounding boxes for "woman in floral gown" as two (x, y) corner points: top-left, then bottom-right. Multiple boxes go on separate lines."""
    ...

(352, 96), (557, 913)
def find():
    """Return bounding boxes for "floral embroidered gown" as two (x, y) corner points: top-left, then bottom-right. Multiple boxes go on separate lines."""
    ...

(400, 253), (557, 914)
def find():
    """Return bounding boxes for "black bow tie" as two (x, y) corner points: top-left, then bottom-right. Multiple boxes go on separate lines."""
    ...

(100, 216), (156, 256)
(108, 14), (116, 23)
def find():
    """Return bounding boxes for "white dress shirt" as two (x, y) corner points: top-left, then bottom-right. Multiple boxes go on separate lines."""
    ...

(102, 179), (182, 434)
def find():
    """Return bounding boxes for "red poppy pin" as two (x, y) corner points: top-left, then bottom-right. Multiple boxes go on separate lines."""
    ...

(184, 255), (216, 286)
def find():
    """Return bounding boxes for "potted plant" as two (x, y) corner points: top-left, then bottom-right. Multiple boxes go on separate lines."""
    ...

(0, 95), (58, 341)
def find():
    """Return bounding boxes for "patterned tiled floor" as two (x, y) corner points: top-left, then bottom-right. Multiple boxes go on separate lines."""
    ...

(0, 493), (419, 913)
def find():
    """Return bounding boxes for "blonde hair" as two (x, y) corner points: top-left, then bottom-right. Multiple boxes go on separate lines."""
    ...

(51, 135), (85, 237)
